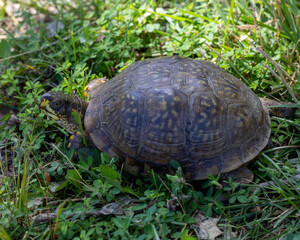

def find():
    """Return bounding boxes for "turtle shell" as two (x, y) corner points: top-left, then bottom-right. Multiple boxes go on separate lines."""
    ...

(84, 56), (271, 180)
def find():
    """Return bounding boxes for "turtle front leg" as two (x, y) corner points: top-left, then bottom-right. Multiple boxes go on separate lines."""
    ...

(68, 131), (96, 159)
(221, 165), (254, 184)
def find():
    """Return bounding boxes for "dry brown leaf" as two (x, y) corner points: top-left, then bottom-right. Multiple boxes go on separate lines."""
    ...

(193, 213), (222, 240)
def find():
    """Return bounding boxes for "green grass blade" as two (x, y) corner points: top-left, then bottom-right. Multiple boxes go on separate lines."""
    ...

(0, 226), (11, 240)
(146, 10), (194, 23)
(211, 0), (227, 24)
(178, 9), (219, 23)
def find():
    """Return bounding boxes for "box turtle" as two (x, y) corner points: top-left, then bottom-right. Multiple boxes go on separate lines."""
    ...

(40, 56), (277, 182)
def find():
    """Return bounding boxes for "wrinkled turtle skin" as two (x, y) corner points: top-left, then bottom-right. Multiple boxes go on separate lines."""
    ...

(40, 56), (271, 181)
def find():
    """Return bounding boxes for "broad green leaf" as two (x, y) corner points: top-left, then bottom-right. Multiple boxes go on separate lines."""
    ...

(100, 165), (120, 180)
(0, 113), (11, 131)
(0, 39), (10, 58)
(66, 169), (82, 188)
(237, 195), (248, 203)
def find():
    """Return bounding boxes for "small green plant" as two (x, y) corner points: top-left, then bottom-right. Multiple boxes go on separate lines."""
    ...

(0, 0), (299, 239)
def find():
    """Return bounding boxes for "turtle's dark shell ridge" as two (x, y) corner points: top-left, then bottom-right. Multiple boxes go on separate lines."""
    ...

(84, 56), (270, 180)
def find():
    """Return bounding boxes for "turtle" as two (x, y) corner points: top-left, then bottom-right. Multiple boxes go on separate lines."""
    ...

(40, 55), (293, 183)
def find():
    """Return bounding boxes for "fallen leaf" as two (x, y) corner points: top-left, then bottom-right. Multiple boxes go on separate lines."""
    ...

(193, 212), (222, 240)
(99, 196), (132, 215)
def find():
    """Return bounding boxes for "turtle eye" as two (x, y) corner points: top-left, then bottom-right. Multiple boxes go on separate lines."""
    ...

(51, 100), (63, 109)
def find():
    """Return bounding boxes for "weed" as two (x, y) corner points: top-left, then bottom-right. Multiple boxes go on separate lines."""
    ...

(0, 0), (299, 239)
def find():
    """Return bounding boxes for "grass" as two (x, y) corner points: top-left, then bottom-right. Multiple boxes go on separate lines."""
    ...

(0, 0), (299, 239)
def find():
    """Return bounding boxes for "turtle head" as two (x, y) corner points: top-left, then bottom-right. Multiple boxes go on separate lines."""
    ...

(40, 91), (88, 134)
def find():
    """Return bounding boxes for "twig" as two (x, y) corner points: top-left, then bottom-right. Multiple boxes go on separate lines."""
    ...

(0, 38), (66, 63)
(290, 38), (300, 60)
(32, 196), (138, 224)
(156, 174), (186, 214)
(32, 210), (106, 224)
(261, 63), (284, 86)
(49, 143), (82, 181)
